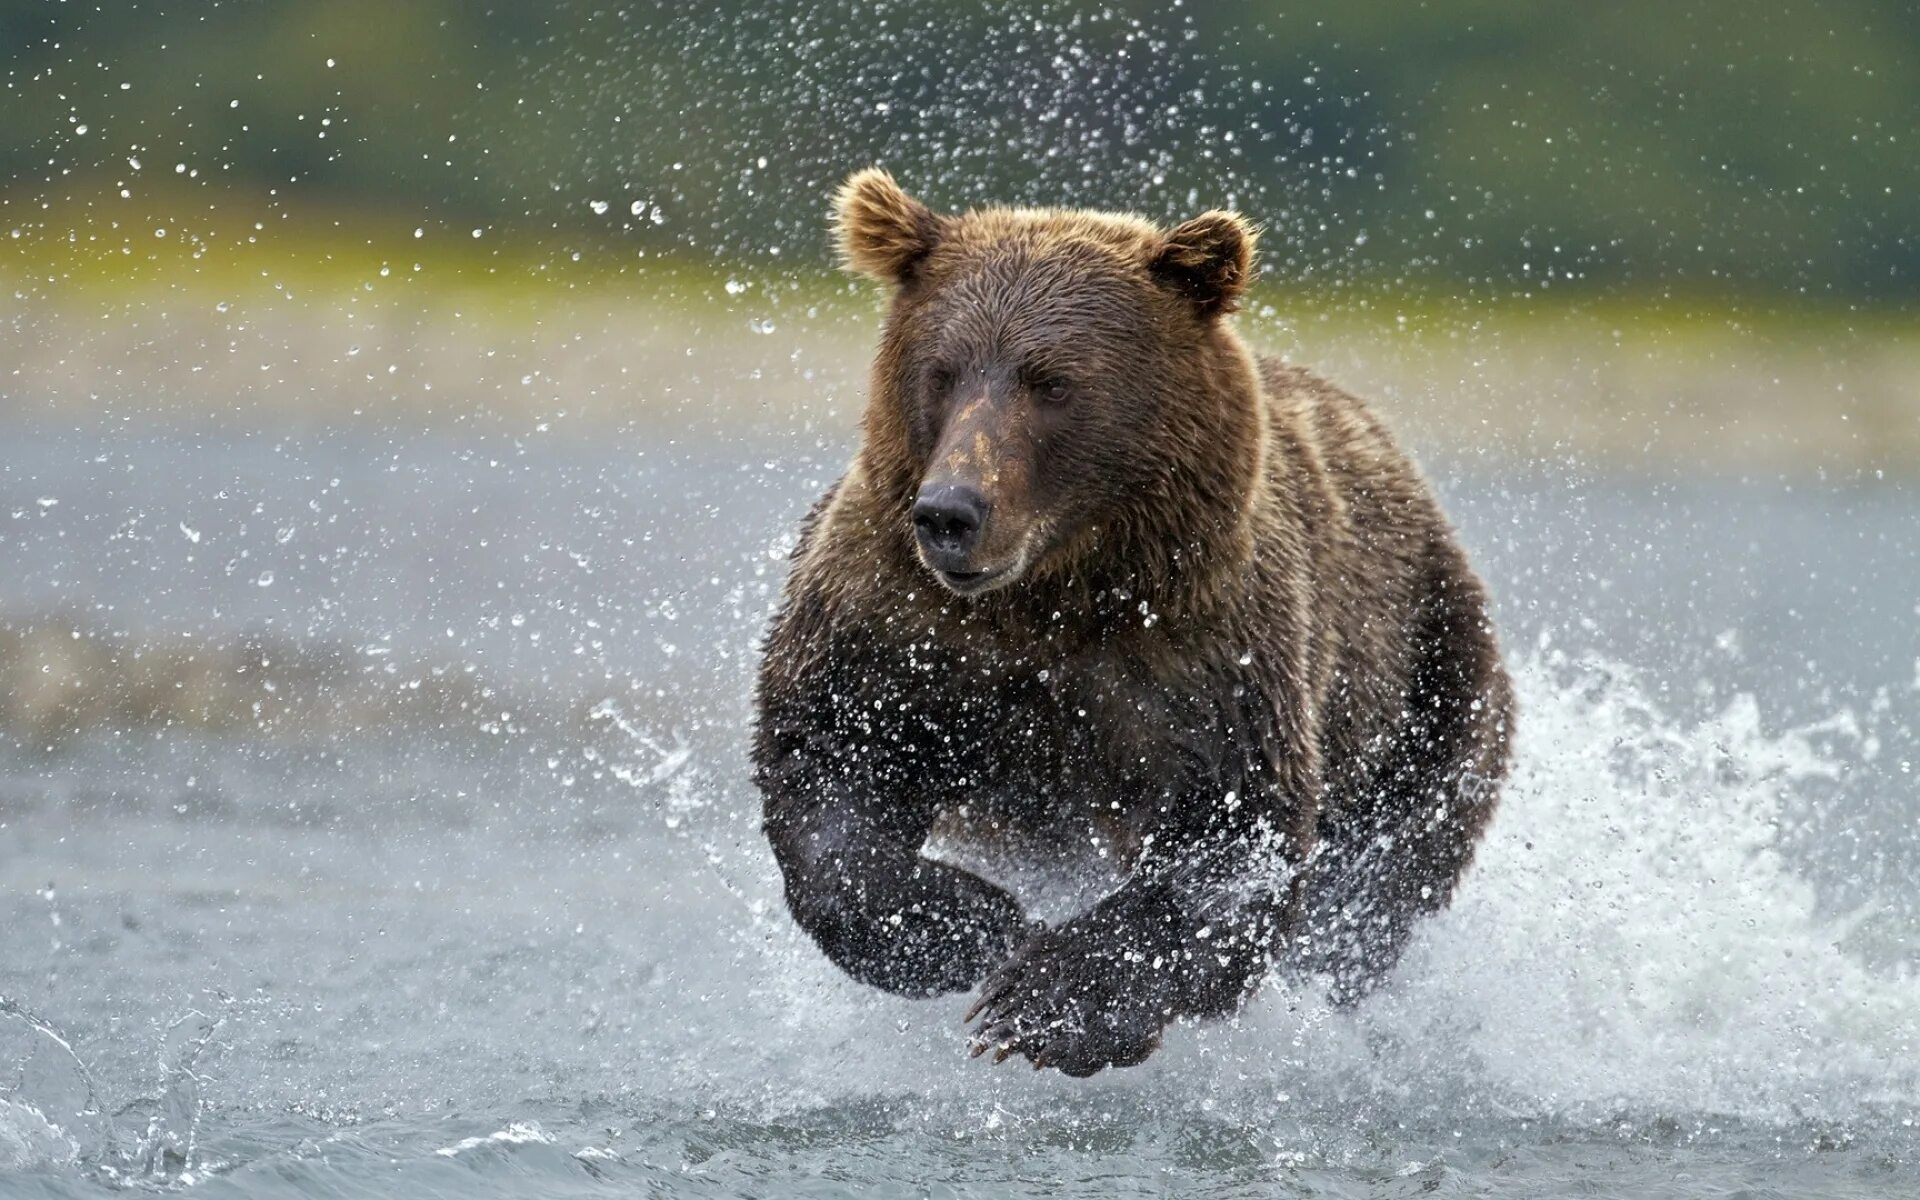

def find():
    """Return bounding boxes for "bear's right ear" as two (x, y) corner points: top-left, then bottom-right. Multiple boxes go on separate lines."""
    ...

(833, 167), (941, 284)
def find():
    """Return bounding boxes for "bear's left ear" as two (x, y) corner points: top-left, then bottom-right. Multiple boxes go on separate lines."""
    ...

(1150, 211), (1258, 317)
(833, 167), (943, 285)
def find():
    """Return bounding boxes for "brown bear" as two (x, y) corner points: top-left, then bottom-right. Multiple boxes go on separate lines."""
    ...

(752, 168), (1514, 1076)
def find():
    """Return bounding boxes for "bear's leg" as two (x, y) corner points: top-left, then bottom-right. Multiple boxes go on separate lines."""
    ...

(966, 683), (1318, 1075)
(1304, 764), (1499, 1007)
(1300, 580), (1512, 1005)
(965, 828), (1304, 1075)
(766, 791), (1034, 998)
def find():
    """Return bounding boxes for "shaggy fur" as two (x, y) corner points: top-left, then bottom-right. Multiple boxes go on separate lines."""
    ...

(753, 168), (1514, 1076)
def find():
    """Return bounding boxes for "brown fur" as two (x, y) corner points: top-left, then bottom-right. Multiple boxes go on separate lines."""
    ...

(753, 170), (1514, 1076)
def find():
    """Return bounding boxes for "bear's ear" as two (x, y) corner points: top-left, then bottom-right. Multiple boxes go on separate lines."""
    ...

(1150, 211), (1258, 317)
(833, 167), (942, 284)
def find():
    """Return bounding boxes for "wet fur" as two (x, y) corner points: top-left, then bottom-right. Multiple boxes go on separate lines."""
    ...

(754, 170), (1513, 1075)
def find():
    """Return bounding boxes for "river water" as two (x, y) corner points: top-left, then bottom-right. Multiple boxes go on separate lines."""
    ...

(1, 422), (1916, 1197)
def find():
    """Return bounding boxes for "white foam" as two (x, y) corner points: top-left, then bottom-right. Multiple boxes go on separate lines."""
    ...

(1359, 651), (1919, 1119)
(434, 1122), (556, 1157)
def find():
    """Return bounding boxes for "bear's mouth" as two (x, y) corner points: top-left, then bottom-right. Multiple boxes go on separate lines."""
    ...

(932, 565), (1006, 595)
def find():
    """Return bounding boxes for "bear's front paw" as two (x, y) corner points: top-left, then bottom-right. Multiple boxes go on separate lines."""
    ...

(964, 924), (1176, 1076)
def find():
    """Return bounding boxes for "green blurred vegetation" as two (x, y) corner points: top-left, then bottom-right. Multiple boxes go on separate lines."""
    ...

(2, 0), (1916, 304)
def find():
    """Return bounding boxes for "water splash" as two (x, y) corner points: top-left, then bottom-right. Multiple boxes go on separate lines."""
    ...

(0, 995), (102, 1170)
(589, 698), (692, 790)
(0, 994), (231, 1186)
(1358, 650), (1920, 1120)
(121, 1005), (228, 1184)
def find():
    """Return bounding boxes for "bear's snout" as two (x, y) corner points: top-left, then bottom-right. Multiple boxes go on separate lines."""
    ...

(913, 482), (998, 588)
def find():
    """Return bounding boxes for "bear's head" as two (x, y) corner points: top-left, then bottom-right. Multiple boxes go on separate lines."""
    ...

(836, 168), (1265, 604)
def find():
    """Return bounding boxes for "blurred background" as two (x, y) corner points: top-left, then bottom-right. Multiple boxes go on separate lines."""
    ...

(2, 2), (1918, 1193)
(5, 0), (1918, 456)
(4, 0), (1915, 744)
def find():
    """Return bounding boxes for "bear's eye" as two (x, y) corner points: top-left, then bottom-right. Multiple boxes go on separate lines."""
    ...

(926, 367), (957, 396)
(1034, 377), (1073, 406)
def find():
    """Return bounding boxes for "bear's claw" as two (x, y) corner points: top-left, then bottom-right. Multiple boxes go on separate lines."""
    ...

(964, 920), (1171, 1076)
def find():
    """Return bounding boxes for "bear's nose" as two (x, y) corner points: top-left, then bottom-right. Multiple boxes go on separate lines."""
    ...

(912, 483), (988, 558)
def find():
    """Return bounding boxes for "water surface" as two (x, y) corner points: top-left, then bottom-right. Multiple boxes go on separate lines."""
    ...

(2, 425), (1916, 1197)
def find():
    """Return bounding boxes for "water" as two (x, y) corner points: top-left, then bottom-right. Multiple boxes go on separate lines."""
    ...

(2, 424), (1917, 1197)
